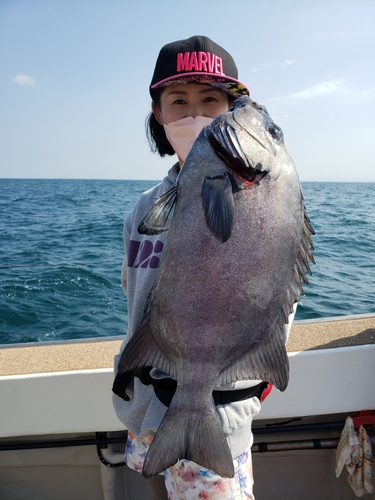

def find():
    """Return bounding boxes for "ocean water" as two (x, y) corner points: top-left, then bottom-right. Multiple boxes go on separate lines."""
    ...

(0, 179), (374, 345)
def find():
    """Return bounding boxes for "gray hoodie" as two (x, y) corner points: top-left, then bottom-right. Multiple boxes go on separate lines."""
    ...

(113, 163), (295, 459)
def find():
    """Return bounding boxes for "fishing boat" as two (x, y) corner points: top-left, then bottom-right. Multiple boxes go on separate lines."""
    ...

(1, 313), (374, 499)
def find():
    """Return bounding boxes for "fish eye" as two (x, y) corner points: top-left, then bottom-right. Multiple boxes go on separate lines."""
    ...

(268, 123), (282, 141)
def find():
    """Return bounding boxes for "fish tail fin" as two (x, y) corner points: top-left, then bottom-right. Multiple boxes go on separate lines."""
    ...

(142, 395), (234, 479)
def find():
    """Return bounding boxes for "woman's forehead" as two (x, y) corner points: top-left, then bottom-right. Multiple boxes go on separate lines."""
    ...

(162, 83), (226, 97)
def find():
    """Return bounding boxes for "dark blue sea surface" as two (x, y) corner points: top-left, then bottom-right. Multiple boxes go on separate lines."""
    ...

(299, 182), (375, 319)
(0, 179), (374, 345)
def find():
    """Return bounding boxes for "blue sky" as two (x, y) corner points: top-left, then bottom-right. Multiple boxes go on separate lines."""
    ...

(0, 0), (374, 182)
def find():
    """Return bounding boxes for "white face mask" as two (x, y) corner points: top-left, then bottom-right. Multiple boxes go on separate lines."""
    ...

(164, 116), (213, 162)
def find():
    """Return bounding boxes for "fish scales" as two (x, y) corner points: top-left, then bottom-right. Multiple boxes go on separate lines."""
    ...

(118, 96), (315, 478)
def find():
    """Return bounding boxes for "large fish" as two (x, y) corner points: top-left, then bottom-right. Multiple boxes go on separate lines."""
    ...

(118, 95), (315, 478)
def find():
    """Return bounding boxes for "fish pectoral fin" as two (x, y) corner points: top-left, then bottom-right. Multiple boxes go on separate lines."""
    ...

(118, 304), (175, 377)
(201, 173), (234, 243)
(218, 323), (289, 392)
(142, 392), (234, 478)
(138, 183), (178, 235)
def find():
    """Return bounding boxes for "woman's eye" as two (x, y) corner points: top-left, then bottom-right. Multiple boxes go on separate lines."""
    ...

(172, 99), (186, 105)
(203, 96), (217, 103)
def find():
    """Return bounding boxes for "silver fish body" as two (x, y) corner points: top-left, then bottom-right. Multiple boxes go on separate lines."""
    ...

(118, 96), (315, 478)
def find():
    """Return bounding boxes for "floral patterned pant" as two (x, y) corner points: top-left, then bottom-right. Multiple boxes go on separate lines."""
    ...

(125, 431), (255, 500)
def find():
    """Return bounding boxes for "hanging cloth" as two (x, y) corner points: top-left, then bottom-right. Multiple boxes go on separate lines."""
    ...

(336, 416), (373, 497)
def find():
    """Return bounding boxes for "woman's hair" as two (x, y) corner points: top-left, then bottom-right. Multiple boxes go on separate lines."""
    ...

(145, 87), (236, 157)
(145, 89), (175, 157)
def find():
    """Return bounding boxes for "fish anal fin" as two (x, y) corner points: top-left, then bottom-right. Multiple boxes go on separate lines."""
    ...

(218, 324), (289, 392)
(142, 393), (234, 478)
(201, 173), (234, 242)
(118, 306), (174, 378)
(138, 184), (178, 235)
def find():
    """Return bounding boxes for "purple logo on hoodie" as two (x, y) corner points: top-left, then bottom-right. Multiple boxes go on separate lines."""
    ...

(128, 239), (164, 269)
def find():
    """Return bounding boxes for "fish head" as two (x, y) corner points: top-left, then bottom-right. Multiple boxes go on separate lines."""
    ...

(207, 95), (295, 185)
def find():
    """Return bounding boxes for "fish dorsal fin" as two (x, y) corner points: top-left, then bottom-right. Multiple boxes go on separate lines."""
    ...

(201, 172), (234, 242)
(280, 205), (315, 324)
(217, 320), (289, 391)
(118, 295), (176, 378)
(138, 183), (178, 235)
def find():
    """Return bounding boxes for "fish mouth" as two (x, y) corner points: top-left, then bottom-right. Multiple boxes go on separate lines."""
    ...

(208, 115), (267, 186)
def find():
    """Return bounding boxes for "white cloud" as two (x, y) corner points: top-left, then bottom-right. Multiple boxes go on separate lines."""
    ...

(281, 60), (294, 68)
(354, 88), (375, 101)
(252, 59), (296, 72)
(12, 74), (36, 86)
(292, 80), (345, 99)
(271, 80), (375, 107)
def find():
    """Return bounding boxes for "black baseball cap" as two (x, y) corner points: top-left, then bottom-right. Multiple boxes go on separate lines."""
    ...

(150, 35), (250, 99)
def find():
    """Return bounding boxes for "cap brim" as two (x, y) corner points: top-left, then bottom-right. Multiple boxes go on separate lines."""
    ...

(151, 73), (250, 98)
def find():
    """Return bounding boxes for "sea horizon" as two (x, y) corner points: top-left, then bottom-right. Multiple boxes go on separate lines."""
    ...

(1, 177), (374, 183)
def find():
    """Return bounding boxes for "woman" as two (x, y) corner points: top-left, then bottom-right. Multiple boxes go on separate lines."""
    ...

(113, 35), (281, 500)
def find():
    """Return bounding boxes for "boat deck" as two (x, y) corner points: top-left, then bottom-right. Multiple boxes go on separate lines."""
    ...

(1, 314), (374, 376)
(287, 314), (375, 351)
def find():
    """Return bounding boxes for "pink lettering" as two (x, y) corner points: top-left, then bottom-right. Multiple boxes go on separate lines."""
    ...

(177, 51), (225, 75)
(207, 53), (215, 73)
(215, 56), (224, 75)
(188, 52), (198, 71)
(177, 52), (190, 72)
(198, 51), (208, 72)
